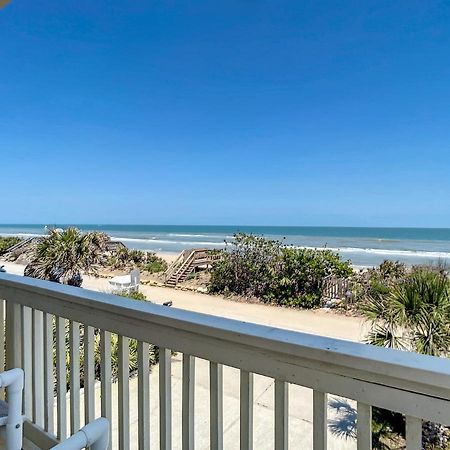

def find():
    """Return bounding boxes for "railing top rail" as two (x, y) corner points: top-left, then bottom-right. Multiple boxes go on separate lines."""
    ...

(2, 273), (450, 423)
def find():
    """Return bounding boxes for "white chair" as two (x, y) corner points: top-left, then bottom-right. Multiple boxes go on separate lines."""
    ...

(0, 368), (24, 450)
(52, 417), (109, 450)
(109, 268), (140, 294)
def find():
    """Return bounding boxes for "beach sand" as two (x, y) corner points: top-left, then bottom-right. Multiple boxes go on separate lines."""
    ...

(1, 257), (367, 342)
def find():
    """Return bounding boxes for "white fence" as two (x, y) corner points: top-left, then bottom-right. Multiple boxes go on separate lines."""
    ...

(1, 273), (450, 449)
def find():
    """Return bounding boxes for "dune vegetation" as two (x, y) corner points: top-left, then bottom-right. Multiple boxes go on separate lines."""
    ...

(208, 233), (353, 308)
(0, 236), (22, 255)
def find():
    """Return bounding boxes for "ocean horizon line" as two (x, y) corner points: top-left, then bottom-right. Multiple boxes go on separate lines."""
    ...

(1, 224), (450, 267)
(1, 223), (450, 230)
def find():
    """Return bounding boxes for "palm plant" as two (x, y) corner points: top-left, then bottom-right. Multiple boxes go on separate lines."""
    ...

(361, 267), (450, 449)
(24, 227), (109, 287)
(362, 268), (450, 356)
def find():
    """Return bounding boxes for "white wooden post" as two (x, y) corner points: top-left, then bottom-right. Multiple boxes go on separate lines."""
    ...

(138, 341), (150, 450)
(32, 309), (44, 427)
(240, 370), (253, 450)
(43, 313), (54, 435)
(405, 416), (422, 450)
(182, 354), (195, 450)
(100, 330), (112, 450)
(210, 362), (223, 450)
(69, 321), (80, 435)
(118, 335), (130, 450)
(56, 316), (67, 440)
(274, 380), (288, 450)
(84, 325), (95, 425)
(313, 390), (327, 450)
(357, 402), (372, 450)
(22, 306), (33, 419)
(0, 299), (5, 377)
(160, 348), (172, 450)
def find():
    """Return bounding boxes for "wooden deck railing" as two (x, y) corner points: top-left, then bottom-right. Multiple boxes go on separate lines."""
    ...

(0, 273), (450, 449)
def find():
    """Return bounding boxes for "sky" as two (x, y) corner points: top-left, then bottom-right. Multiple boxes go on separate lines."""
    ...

(1, 1), (450, 227)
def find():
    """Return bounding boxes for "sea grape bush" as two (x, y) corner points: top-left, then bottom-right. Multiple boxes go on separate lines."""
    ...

(209, 233), (353, 308)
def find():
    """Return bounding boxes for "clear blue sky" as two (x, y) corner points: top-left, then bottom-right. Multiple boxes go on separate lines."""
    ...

(1, 1), (450, 227)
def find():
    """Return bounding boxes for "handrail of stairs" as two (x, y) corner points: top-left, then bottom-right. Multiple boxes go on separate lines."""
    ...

(164, 248), (220, 285)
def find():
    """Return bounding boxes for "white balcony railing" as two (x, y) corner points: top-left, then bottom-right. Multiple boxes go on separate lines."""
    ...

(1, 273), (450, 449)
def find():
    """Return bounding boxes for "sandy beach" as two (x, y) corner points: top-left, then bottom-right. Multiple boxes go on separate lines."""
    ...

(1, 257), (368, 343)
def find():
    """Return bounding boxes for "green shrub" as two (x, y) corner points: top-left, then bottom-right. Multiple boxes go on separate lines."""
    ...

(209, 233), (353, 308)
(143, 259), (167, 274)
(107, 247), (167, 274)
(0, 236), (22, 255)
(119, 290), (147, 301)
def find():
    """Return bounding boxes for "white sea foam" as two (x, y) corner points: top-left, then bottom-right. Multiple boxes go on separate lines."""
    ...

(167, 233), (211, 238)
(113, 236), (450, 258)
(1, 231), (447, 260)
(300, 246), (450, 259)
(0, 232), (44, 238)
(114, 237), (226, 247)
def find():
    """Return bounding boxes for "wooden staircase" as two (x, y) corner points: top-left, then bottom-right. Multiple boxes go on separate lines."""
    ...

(164, 248), (221, 286)
(1, 237), (37, 260)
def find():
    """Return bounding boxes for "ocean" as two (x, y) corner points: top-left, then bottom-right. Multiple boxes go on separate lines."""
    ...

(1, 224), (450, 267)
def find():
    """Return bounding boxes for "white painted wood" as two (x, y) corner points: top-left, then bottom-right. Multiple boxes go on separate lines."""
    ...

(160, 347), (172, 450)
(3, 274), (449, 394)
(100, 330), (112, 450)
(313, 390), (327, 450)
(69, 321), (80, 435)
(240, 370), (253, 450)
(406, 416), (422, 450)
(0, 299), (4, 401)
(43, 313), (54, 434)
(84, 325), (95, 425)
(118, 335), (130, 450)
(23, 419), (59, 449)
(3, 274), (450, 432)
(138, 341), (150, 450)
(6, 300), (21, 370)
(210, 362), (223, 450)
(274, 380), (288, 450)
(357, 402), (372, 450)
(0, 299), (5, 375)
(182, 354), (195, 450)
(56, 316), (67, 440)
(22, 306), (33, 419)
(32, 309), (45, 427)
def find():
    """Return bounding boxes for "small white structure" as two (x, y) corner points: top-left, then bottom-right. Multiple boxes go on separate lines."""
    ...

(0, 368), (24, 450)
(109, 268), (140, 294)
(52, 418), (109, 450)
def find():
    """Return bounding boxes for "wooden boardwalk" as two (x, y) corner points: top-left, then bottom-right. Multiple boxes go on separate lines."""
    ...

(164, 248), (221, 286)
